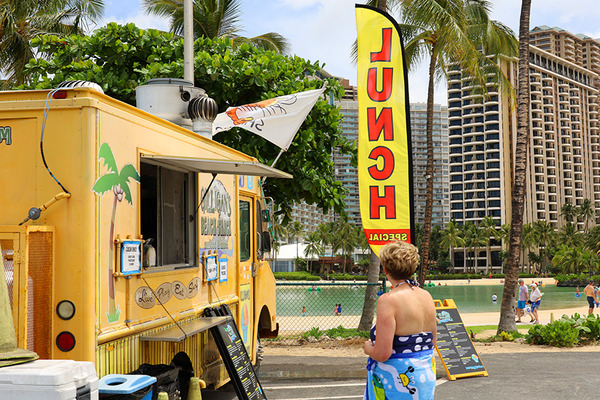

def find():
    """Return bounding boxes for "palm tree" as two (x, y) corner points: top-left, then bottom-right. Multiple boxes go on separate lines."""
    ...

(532, 220), (555, 274)
(577, 198), (595, 234)
(558, 222), (582, 249)
(480, 216), (500, 274)
(142, 0), (289, 53)
(552, 245), (581, 274)
(440, 220), (465, 273)
(464, 222), (487, 273)
(303, 231), (324, 274)
(91, 143), (140, 323)
(331, 217), (358, 274)
(585, 225), (600, 255)
(462, 222), (475, 272)
(580, 248), (600, 276)
(398, 0), (517, 285)
(286, 221), (303, 269)
(497, 223), (511, 272)
(521, 223), (535, 273)
(560, 201), (576, 225)
(0, 0), (104, 87)
(497, 0), (531, 334)
(272, 217), (287, 244)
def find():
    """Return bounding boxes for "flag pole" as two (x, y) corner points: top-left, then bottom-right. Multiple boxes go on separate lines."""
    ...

(260, 148), (285, 187)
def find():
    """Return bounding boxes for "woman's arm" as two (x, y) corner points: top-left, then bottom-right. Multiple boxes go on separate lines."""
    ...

(363, 295), (395, 362)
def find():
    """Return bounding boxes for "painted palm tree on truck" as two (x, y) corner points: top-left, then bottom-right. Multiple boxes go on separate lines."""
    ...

(92, 143), (141, 323)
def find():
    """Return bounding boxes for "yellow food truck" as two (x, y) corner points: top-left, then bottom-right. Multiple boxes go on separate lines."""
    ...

(0, 80), (287, 387)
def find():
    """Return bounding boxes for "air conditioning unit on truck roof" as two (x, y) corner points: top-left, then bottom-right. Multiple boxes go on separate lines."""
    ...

(136, 78), (218, 139)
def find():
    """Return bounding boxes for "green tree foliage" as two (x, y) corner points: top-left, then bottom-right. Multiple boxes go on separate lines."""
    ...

(23, 23), (356, 219)
(440, 220), (465, 273)
(142, 0), (289, 53)
(0, 0), (104, 86)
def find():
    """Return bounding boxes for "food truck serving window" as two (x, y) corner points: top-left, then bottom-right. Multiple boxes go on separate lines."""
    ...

(140, 162), (197, 268)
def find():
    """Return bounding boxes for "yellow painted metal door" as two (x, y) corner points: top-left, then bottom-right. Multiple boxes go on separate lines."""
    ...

(238, 196), (255, 356)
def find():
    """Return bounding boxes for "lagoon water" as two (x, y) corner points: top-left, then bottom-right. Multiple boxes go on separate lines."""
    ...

(276, 283), (584, 317)
(424, 283), (582, 313)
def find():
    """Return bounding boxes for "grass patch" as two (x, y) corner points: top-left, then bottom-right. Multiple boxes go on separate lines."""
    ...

(465, 325), (498, 336)
(465, 324), (528, 343)
(324, 325), (370, 339)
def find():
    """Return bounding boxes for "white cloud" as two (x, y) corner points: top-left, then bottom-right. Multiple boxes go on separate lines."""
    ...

(274, 0), (322, 11)
(98, 12), (169, 32)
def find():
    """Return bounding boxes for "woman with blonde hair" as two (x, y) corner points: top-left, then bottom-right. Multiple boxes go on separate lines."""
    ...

(363, 241), (437, 399)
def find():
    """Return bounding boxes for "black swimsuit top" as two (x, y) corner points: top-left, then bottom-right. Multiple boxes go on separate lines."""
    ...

(369, 326), (434, 355)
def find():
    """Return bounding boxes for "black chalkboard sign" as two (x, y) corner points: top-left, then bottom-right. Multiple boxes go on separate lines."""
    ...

(204, 305), (267, 400)
(434, 299), (488, 380)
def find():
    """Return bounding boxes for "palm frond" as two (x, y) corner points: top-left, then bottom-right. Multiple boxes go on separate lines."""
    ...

(231, 32), (290, 54)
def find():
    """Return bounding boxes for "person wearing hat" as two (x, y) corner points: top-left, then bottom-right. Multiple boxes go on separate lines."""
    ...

(529, 283), (542, 324)
(516, 279), (529, 323)
(584, 279), (597, 315)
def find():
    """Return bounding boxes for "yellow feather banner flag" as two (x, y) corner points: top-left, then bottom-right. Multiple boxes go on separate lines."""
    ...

(355, 4), (415, 256)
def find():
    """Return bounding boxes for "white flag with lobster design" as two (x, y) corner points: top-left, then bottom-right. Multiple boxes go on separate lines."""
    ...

(212, 86), (326, 150)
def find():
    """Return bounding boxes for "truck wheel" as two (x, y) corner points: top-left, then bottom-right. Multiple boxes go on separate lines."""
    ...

(254, 336), (264, 373)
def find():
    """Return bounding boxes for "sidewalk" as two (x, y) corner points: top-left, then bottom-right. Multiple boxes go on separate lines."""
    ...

(260, 350), (600, 400)
(433, 351), (598, 399)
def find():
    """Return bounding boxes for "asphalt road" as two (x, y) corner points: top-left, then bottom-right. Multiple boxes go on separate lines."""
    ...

(202, 352), (600, 400)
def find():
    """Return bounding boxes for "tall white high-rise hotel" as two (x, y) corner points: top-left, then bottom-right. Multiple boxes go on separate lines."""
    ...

(448, 26), (600, 272)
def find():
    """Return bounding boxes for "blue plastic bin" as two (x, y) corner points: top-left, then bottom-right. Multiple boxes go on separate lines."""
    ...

(99, 374), (157, 400)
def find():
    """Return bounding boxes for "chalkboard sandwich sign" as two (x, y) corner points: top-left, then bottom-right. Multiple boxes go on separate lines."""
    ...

(204, 304), (267, 400)
(434, 299), (488, 381)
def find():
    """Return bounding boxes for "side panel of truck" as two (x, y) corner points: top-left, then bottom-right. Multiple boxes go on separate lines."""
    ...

(0, 88), (277, 386)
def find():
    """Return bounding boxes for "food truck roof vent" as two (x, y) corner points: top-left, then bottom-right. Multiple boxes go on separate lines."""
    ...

(57, 80), (104, 93)
(135, 78), (214, 135)
(188, 95), (218, 139)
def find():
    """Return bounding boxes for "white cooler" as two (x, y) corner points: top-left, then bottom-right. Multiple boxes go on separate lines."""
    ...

(0, 359), (99, 400)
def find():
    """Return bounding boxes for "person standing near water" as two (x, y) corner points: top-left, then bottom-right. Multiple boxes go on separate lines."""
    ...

(584, 280), (597, 315)
(363, 241), (436, 400)
(492, 293), (498, 302)
(529, 283), (542, 324)
(516, 279), (529, 323)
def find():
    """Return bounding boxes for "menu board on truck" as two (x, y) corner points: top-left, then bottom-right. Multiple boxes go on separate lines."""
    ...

(204, 305), (267, 400)
(434, 299), (488, 380)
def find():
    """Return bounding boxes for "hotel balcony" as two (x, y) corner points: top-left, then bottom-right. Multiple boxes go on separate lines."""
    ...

(542, 90), (554, 99)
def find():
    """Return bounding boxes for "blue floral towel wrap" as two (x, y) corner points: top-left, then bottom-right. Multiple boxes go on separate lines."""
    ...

(364, 329), (436, 400)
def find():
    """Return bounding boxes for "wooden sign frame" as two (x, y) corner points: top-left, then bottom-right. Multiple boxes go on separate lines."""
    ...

(434, 299), (488, 380)
(204, 304), (267, 400)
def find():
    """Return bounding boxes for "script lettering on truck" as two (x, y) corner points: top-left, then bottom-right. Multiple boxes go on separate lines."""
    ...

(200, 180), (232, 252)
(356, 5), (415, 256)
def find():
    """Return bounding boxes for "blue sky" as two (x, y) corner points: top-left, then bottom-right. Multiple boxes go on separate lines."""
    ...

(100, 0), (600, 104)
